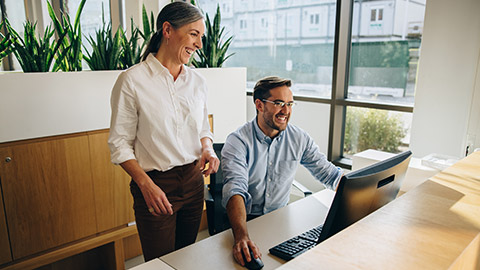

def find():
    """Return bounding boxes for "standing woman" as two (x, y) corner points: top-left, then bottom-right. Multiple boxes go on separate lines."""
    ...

(108, 2), (219, 261)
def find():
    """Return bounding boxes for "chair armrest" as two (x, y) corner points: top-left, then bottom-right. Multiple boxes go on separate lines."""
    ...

(292, 180), (313, 196)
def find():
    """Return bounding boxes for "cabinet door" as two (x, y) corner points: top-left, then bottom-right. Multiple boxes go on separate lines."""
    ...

(0, 136), (97, 259)
(0, 171), (12, 264)
(88, 131), (134, 232)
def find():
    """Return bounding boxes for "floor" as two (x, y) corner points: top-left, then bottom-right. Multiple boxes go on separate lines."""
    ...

(125, 229), (211, 269)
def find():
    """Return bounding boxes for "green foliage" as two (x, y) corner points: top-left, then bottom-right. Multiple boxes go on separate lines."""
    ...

(47, 0), (86, 71)
(118, 4), (155, 69)
(138, 4), (155, 53)
(192, 5), (234, 68)
(0, 19), (14, 61)
(6, 20), (66, 72)
(119, 19), (142, 69)
(344, 107), (406, 155)
(84, 12), (122, 71)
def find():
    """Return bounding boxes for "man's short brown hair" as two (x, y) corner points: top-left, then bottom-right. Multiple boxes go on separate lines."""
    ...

(253, 76), (292, 103)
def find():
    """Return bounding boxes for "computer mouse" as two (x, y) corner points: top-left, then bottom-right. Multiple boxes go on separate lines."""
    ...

(242, 249), (264, 270)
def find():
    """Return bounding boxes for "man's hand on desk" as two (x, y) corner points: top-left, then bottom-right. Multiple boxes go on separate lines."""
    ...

(233, 236), (262, 267)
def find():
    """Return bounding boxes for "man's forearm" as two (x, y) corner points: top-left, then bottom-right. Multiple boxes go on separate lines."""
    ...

(226, 195), (249, 241)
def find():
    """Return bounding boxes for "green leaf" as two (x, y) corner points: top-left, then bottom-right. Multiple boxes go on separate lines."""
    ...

(47, 0), (85, 71)
(194, 4), (234, 68)
(142, 4), (150, 36)
(84, 13), (123, 71)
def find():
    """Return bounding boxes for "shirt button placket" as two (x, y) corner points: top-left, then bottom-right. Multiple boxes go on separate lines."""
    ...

(266, 144), (275, 211)
(169, 81), (181, 138)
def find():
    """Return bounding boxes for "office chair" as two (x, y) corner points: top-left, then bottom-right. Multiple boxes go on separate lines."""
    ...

(204, 143), (313, 236)
(204, 143), (230, 235)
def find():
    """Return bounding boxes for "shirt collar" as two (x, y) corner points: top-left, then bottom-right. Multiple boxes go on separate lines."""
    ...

(145, 53), (188, 79)
(253, 116), (286, 144)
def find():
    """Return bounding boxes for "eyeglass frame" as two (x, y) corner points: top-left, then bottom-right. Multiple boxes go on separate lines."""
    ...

(262, 99), (296, 108)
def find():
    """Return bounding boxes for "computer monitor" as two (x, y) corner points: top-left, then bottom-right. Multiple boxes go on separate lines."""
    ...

(317, 150), (412, 243)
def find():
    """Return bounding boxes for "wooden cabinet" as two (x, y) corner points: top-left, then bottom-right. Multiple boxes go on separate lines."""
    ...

(87, 131), (135, 232)
(0, 135), (98, 259)
(0, 184), (12, 265)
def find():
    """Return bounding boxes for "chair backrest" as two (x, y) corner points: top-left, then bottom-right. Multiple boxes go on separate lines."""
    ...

(208, 143), (225, 194)
(205, 143), (231, 235)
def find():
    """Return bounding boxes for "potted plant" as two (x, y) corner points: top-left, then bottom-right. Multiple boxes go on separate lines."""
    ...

(120, 5), (155, 69)
(5, 18), (67, 72)
(0, 19), (13, 62)
(192, 4), (234, 68)
(47, 0), (86, 71)
(83, 9), (122, 71)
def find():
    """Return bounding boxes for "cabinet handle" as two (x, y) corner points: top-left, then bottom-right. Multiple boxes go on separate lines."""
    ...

(5, 157), (11, 163)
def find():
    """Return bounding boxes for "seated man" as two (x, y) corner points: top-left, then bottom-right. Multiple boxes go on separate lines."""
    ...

(221, 76), (343, 267)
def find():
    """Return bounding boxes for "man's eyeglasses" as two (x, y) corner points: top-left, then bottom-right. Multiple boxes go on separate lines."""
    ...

(262, 99), (296, 108)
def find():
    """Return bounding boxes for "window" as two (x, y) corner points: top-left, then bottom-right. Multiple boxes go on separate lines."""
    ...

(1, 0), (27, 70)
(65, 0), (111, 37)
(240, 19), (247, 29)
(344, 107), (411, 158)
(64, 0), (111, 62)
(343, 0), (426, 158)
(261, 18), (267, 28)
(370, 7), (384, 22)
(197, 0), (336, 99)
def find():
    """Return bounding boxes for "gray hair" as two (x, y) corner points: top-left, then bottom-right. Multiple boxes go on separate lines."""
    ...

(141, 2), (203, 61)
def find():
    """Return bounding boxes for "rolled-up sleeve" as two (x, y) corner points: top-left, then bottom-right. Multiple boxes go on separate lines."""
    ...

(108, 72), (138, 164)
(199, 91), (214, 141)
(221, 134), (252, 214)
(300, 134), (343, 190)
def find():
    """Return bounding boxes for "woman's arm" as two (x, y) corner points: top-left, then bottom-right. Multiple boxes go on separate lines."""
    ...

(198, 137), (219, 176)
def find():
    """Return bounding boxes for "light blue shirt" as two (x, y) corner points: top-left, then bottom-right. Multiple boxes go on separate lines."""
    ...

(222, 117), (343, 215)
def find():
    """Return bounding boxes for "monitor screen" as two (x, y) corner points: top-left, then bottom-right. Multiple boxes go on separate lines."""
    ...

(318, 150), (412, 243)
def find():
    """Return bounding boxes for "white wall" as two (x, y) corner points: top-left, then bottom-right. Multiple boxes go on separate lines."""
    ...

(467, 55), (480, 153)
(0, 71), (120, 142)
(409, 0), (480, 158)
(202, 68), (247, 143)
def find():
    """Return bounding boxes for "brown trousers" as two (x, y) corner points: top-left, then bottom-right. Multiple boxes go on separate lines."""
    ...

(130, 161), (204, 261)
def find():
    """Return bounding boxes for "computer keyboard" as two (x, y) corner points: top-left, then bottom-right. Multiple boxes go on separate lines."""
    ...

(269, 225), (323, 261)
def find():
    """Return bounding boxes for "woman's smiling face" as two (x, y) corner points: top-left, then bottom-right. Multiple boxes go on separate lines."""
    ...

(167, 19), (205, 65)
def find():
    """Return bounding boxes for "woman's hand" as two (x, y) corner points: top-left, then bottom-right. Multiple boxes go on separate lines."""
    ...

(199, 147), (219, 176)
(138, 181), (173, 216)
(120, 159), (173, 216)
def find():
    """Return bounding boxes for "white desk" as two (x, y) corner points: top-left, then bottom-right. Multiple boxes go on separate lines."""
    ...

(159, 189), (335, 270)
(130, 258), (174, 270)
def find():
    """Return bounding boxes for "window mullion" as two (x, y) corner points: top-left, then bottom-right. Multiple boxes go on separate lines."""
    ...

(328, 0), (353, 166)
